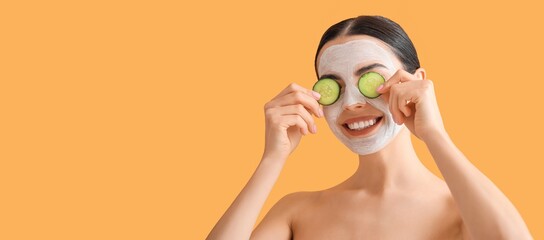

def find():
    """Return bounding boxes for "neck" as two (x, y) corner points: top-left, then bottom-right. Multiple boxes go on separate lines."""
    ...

(341, 128), (431, 194)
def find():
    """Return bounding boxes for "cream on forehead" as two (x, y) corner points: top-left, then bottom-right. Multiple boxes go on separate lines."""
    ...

(317, 39), (397, 81)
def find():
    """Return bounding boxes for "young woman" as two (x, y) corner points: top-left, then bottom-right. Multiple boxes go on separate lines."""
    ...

(207, 16), (532, 240)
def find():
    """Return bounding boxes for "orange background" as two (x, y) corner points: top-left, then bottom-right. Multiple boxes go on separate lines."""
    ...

(1, 0), (543, 239)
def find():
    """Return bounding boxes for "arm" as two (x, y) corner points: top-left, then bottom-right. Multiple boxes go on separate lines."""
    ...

(378, 69), (532, 239)
(206, 156), (289, 240)
(206, 83), (322, 240)
(424, 131), (532, 239)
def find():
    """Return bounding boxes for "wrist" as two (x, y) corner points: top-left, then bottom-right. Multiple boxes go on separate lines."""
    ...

(261, 152), (288, 166)
(255, 154), (287, 180)
(421, 128), (450, 144)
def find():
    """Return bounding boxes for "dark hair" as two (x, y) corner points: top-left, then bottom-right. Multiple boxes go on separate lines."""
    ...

(315, 15), (420, 77)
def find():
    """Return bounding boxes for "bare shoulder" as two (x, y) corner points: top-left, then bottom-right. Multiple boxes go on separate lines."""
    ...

(265, 191), (321, 219)
(281, 191), (320, 204)
(251, 191), (319, 239)
(438, 189), (472, 239)
(425, 179), (466, 238)
(272, 191), (320, 216)
(423, 178), (462, 218)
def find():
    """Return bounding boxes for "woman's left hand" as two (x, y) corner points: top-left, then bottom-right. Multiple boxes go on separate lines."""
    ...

(376, 69), (446, 142)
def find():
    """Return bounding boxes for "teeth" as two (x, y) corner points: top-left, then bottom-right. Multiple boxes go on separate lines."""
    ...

(347, 118), (378, 130)
(354, 122), (361, 129)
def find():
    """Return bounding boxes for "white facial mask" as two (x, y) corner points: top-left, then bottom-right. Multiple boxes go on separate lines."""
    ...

(317, 38), (404, 155)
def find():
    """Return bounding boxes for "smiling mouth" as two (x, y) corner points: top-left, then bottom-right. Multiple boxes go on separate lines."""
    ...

(341, 116), (383, 137)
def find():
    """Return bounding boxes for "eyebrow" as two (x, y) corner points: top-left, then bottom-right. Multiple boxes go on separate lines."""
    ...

(355, 63), (388, 76)
(319, 63), (388, 80)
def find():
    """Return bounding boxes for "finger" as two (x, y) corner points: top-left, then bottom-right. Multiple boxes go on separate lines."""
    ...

(267, 106), (314, 135)
(394, 85), (413, 119)
(282, 114), (310, 135)
(278, 105), (316, 134)
(266, 91), (323, 118)
(377, 69), (417, 94)
(273, 82), (321, 101)
(389, 86), (404, 125)
(397, 95), (412, 119)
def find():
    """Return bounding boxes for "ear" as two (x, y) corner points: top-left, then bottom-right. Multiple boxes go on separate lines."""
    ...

(413, 68), (426, 80)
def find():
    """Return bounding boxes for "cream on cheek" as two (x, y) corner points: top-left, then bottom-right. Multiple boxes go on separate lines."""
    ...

(317, 39), (404, 155)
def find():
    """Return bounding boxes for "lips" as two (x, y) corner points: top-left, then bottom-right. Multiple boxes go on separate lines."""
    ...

(341, 116), (383, 137)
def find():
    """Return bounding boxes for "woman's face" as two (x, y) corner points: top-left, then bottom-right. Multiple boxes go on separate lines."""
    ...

(316, 35), (405, 155)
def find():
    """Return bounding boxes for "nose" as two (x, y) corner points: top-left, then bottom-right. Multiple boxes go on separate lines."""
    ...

(344, 102), (367, 111)
(341, 85), (367, 111)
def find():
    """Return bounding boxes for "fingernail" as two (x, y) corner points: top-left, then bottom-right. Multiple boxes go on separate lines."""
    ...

(319, 108), (324, 118)
(376, 84), (384, 92)
(312, 91), (321, 100)
(311, 124), (317, 134)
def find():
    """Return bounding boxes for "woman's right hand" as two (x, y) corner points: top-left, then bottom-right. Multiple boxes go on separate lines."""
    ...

(262, 83), (323, 161)
(207, 83), (322, 240)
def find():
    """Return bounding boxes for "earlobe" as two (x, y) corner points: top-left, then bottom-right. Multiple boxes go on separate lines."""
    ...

(415, 68), (426, 80)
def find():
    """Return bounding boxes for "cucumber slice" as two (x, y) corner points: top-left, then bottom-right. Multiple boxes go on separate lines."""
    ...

(312, 78), (340, 106)
(358, 72), (385, 99)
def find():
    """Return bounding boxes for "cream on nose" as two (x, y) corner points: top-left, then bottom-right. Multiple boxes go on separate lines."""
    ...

(344, 102), (366, 111)
(341, 84), (367, 110)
